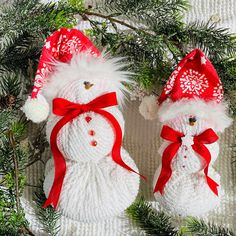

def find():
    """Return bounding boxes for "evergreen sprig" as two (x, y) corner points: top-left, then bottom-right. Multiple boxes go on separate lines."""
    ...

(0, 0), (84, 77)
(127, 198), (235, 236)
(185, 217), (235, 236)
(0, 72), (22, 109)
(102, 0), (190, 26)
(80, 0), (236, 111)
(126, 197), (178, 235)
(34, 180), (61, 236)
(183, 22), (236, 61)
(0, 111), (32, 235)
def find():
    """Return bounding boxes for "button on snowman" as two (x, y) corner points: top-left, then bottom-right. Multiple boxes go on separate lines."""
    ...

(22, 28), (140, 222)
(143, 49), (232, 217)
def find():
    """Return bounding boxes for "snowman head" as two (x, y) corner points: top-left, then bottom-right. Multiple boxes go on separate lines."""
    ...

(158, 98), (232, 133)
(157, 49), (232, 133)
(43, 53), (132, 105)
(22, 28), (132, 123)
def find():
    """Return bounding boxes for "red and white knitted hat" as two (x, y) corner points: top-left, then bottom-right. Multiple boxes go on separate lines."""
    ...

(139, 48), (232, 131)
(157, 48), (232, 132)
(158, 48), (223, 105)
(22, 28), (101, 123)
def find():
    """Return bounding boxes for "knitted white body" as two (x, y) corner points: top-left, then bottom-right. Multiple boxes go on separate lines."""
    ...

(43, 73), (140, 221)
(153, 115), (221, 217)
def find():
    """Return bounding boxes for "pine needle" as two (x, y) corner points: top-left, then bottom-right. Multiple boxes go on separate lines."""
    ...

(34, 180), (61, 236)
(185, 217), (235, 236)
(126, 197), (178, 235)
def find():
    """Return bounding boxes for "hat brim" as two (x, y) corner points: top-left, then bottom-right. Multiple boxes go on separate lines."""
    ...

(158, 98), (232, 132)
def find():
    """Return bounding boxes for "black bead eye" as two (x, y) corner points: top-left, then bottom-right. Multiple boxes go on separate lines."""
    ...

(189, 116), (197, 126)
(83, 81), (94, 90)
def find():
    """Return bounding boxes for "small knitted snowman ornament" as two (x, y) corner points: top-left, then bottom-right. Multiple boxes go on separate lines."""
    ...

(150, 49), (232, 217)
(22, 28), (141, 221)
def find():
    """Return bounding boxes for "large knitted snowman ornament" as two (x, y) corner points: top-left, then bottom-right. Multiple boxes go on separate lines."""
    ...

(22, 28), (140, 221)
(143, 49), (232, 217)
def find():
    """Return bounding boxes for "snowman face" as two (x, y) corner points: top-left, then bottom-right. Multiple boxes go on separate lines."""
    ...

(158, 99), (232, 133)
(44, 54), (129, 105)
(57, 76), (121, 104)
(166, 114), (214, 136)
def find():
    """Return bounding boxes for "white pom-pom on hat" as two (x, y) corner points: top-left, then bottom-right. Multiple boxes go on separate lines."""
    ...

(22, 28), (101, 123)
(22, 94), (49, 123)
(139, 95), (159, 120)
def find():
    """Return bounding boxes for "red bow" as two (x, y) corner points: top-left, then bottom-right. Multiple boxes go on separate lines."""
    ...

(43, 92), (144, 209)
(154, 125), (219, 196)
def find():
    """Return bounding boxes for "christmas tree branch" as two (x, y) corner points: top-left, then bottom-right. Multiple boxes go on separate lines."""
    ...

(126, 197), (178, 235)
(185, 217), (235, 236)
(80, 10), (153, 34)
(79, 4), (236, 103)
(127, 198), (235, 236)
(6, 123), (42, 235)
(34, 180), (61, 236)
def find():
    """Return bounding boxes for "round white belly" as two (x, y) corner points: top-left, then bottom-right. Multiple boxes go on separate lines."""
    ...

(153, 165), (221, 216)
(43, 148), (140, 222)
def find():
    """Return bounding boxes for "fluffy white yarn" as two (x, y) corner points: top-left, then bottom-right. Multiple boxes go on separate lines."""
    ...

(22, 94), (49, 123)
(153, 115), (221, 217)
(43, 53), (133, 107)
(158, 98), (232, 132)
(139, 95), (159, 120)
(44, 148), (140, 222)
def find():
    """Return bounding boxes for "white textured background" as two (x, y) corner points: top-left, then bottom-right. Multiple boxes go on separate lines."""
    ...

(21, 1), (236, 235)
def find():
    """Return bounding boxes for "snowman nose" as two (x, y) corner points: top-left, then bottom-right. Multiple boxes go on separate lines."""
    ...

(84, 81), (94, 90)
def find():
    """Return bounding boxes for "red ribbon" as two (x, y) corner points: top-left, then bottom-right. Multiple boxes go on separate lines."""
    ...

(154, 125), (219, 196)
(43, 92), (144, 209)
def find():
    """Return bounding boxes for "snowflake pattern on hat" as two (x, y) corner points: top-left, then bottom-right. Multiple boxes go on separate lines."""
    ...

(164, 66), (181, 95)
(158, 48), (224, 104)
(180, 69), (209, 95)
(33, 64), (50, 93)
(213, 82), (224, 103)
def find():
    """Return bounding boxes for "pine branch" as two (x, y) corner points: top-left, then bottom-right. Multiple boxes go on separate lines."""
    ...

(0, 115), (33, 235)
(127, 198), (235, 236)
(0, 29), (23, 52)
(0, 0), (82, 76)
(81, 10), (151, 33)
(101, 0), (190, 26)
(34, 180), (61, 236)
(81, 4), (236, 99)
(0, 72), (22, 109)
(126, 197), (178, 235)
(183, 22), (236, 61)
(185, 217), (235, 236)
